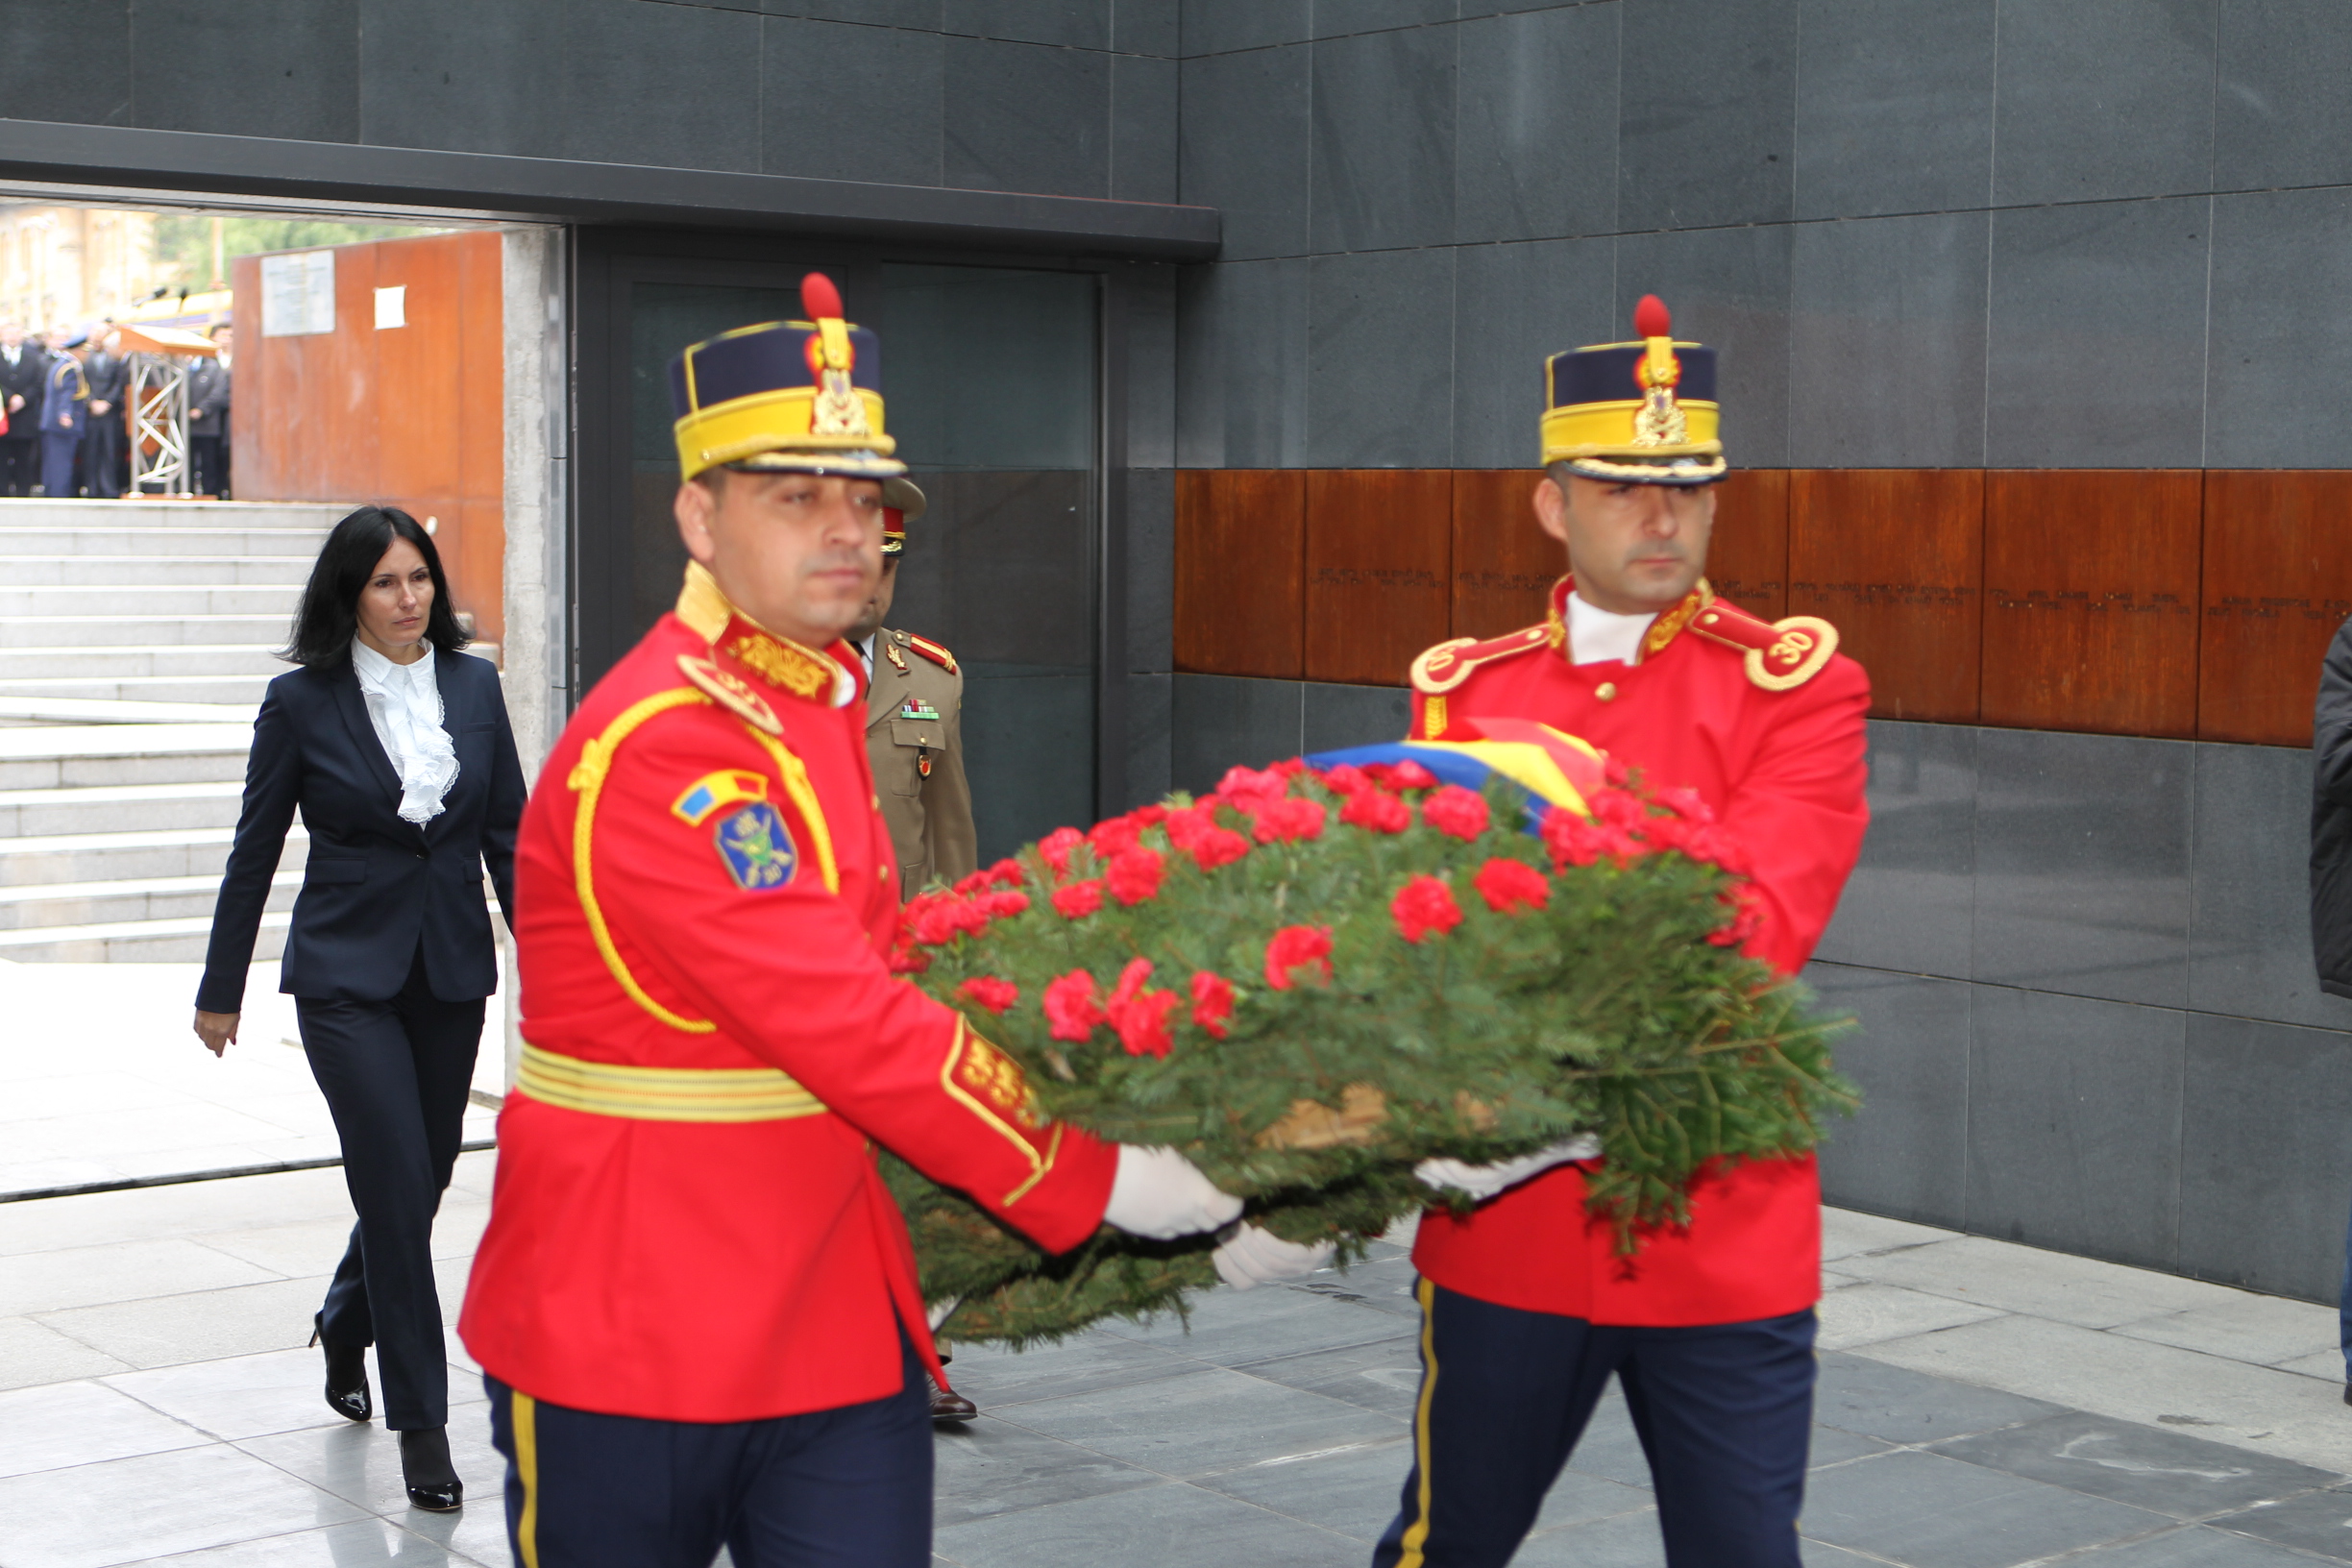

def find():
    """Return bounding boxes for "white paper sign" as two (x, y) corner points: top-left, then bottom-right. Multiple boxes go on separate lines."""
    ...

(374, 285), (406, 331)
(260, 251), (335, 336)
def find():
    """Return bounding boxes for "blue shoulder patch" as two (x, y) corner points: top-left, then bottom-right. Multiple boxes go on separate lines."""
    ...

(713, 801), (797, 892)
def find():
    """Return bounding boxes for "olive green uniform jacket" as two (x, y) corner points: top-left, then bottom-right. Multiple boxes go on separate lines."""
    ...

(865, 626), (977, 900)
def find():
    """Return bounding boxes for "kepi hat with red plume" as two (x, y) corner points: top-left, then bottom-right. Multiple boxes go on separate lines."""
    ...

(668, 272), (907, 481)
(1539, 295), (1725, 485)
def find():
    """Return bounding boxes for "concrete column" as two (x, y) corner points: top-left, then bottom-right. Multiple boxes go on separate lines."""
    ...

(497, 225), (568, 1090)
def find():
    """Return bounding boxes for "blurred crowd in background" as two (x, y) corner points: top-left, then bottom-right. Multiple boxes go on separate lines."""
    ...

(0, 316), (231, 500)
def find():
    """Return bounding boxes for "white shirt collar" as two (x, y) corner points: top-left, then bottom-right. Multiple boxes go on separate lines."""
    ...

(350, 639), (457, 823)
(857, 632), (876, 674)
(1565, 591), (1657, 668)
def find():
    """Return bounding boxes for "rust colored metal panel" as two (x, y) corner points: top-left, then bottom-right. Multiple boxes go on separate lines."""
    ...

(1450, 469), (1556, 640)
(1788, 470), (1983, 723)
(1173, 469), (1305, 679)
(1304, 469), (1453, 688)
(1981, 470), (2202, 738)
(2198, 470), (2352, 747)
(1708, 468), (1789, 621)
(372, 237), (463, 502)
(455, 230), (504, 507)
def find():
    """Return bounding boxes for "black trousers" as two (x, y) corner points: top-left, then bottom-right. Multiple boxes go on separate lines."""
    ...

(84, 414), (121, 498)
(0, 436), (36, 496)
(1374, 1282), (1818, 1568)
(191, 433), (229, 498)
(297, 948), (483, 1431)
(483, 1331), (933, 1568)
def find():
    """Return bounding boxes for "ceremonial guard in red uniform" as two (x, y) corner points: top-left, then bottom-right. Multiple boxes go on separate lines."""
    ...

(459, 277), (1247, 1567)
(1373, 298), (1872, 1568)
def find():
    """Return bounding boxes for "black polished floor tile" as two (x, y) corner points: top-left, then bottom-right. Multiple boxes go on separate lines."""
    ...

(1931, 1409), (2340, 1520)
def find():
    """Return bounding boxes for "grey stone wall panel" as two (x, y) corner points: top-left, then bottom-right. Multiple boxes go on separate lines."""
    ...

(1177, 45), (1313, 260)
(1991, 0), (2219, 207)
(1112, 55), (1181, 204)
(1451, 237), (1618, 470)
(1174, 257), (1312, 468)
(2189, 741), (2352, 1030)
(944, 35), (1113, 197)
(2205, 187), (2352, 469)
(1124, 469), (1176, 675)
(1792, 0), (1994, 220)
(1303, 681), (1412, 753)
(1305, 247), (1458, 468)
(764, 1), (946, 26)
(1455, 5), (1620, 246)
(1985, 199), (2212, 469)
(1964, 985), (2185, 1273)
(1808, 963), (1972, 1232)
(0, 3), (129, 129)
(356, 0), (566, 159)
(1309, 26), (1458, 254)
(2178, 1012), (2352, 1302)
(1172, 674), (1306, 793)
(1179, 0), (1311, 57)
(1972, 727), (2194, 1009)
(1815, 721), (1977, 979)
(133, 0), (362, 144)
(1114, 0), (1183, 58)
(2214, 0), (2352, 190)
(944, 0), (1113, 49)
(1311, 0), (1459, 39)
(1614, 224), (1794, 468)
(1788, 211), (1991, 469)
(763, 18), (946, 185)
(1616, 0), (1797, 232)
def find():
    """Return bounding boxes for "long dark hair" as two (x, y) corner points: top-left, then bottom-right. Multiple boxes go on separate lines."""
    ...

(281, 505), (471, 668)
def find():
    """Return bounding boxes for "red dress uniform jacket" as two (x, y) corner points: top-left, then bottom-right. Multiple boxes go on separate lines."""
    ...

(459, 564), (1116, 1422)
(1408, 577), (1870, 1327)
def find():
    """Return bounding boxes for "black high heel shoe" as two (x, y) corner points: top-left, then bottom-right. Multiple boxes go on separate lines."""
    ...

(308, 1311), (371, 1423)
(399, 1427), (463, 1512)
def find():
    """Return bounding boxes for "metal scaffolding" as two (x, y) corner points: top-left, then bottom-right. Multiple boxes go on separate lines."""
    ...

(127, 352), (190, 497)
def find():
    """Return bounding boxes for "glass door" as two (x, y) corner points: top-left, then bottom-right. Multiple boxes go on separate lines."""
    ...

(576, 235), (1101, 865)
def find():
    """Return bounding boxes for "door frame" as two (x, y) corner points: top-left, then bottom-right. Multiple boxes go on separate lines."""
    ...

(569, 225), (1141, 825)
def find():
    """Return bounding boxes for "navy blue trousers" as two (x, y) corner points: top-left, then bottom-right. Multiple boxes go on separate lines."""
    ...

(1373, 1281), (1817, 1568)
(482, 1333), (933, 1568)
(38, 430), (78, 497)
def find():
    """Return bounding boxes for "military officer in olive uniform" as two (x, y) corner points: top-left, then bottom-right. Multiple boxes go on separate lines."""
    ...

(851, 478), (976, 903)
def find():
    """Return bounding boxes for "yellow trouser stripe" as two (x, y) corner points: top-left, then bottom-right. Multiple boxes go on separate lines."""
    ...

(513, 1389), (540, 1568)
(1399, 1276), (1440, 1567)
(516, 1043), (828, 1123)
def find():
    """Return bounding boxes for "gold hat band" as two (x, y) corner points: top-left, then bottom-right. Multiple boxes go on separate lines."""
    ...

(1540, 399), (1722, 467)
(674, 386), (899, 479)
(515, 1042), (829, 1123)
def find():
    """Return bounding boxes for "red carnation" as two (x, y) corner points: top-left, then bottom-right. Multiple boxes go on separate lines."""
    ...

(1189, 971), (1235, 1039)
(885, 934), (928, 974)
(1051, 879), (1106, 919)
(979, 889), (1031, 919)
(1269, 758), (1310, 778)
(1114, 991), (1181, 1059)
(911, 896), (989, 946)
(1541, 807), (1615, 870)
(1392, 874), (1464, 943)
(1421, 785), (1491, 841)
(983, 858), (1025, 888)
(1321, 764), (1372, 796)
(1592, 789), (1649, 832)
(1089, 815), (1143, 858)
(1216, 764), (1289, 810)
(1038, 825), (1086, 878)
(1387, 759), (1439, 792)
(1251, 796), (1328, 845)
(1264, 924), (1335, 990)
(1132, 803), (1169, 826)
(951, 869), (992, 896)
(1043, 970), (1106, 1041)
(1108, 956), (1153, 1010)
(1339, 787), (1411, 834)
(1473, 857), (1551, 914)
(1709, 883), (1765, 948)
(1657, 785), (1714, 824)
(1190, 826), (1251, 870)
(957, 976), (1019, 1015)
(1105, 846), (1166, 906)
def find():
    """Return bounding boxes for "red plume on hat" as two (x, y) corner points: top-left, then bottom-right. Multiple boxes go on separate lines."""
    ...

(1632, 294), (1672, 339)
(801, 272), (845, 322)
(1631, 294), (1679, 391)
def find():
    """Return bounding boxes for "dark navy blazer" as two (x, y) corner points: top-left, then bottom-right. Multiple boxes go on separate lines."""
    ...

(197, 649), (525, 1013)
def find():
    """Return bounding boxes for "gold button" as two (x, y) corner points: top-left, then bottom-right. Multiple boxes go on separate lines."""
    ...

(1596, 682), (1617, 701)
(1702, 612), (1718, 625)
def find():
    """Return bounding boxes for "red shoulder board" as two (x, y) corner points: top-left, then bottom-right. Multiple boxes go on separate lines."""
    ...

(906, 634), (959, 674)
(1686, 600), (1840, 691)
(1409, 624), (1553, 695)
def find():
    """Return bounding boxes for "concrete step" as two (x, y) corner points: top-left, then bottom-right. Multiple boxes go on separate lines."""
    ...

(0, 870), (301, 930)
(0, 824), (308, 886)
(0, 727), (251, 790)
(0, 910), (289, 963)
(0, 780), (253, 836)
(0, 584), (302, 617)
(0, 498), (346, 527)
(0, 696), (257, 724)
(0, 674), (275, 705)
(0, 554), (316, 586)
(0, 527), (330, 557)
(0, 645), (284, 678)
(0, 615), (290, 648)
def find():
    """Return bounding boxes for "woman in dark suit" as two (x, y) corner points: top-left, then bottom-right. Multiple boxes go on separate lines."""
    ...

(194, 505), (525, 1513)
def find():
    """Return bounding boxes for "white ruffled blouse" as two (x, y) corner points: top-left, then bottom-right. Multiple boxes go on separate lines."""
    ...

(351, 638), (459, 824)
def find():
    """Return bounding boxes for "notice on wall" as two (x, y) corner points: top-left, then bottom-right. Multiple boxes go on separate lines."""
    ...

(373, 285), (406, 331)
(260, 251), (336, 336)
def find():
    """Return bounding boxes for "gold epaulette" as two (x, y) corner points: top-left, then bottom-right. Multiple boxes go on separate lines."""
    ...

(1409, 625), (1552, 696)
(907, 633), (958, 674)
(1685, 600), (1840, 691)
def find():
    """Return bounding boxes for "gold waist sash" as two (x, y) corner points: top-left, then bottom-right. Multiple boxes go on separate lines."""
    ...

(516, 1043), (828, 1123)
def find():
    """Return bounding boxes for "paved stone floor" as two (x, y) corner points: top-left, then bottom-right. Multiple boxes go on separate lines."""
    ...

(7, 1159), (2352, 1567)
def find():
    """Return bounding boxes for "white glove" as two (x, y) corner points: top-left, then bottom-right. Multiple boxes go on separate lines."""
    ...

(1103, 1144), (1245, 1239)
(1213, 1222), (1336, 1291)
(1414, 1136), (1601, 1202)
